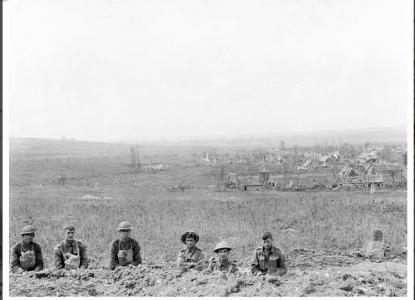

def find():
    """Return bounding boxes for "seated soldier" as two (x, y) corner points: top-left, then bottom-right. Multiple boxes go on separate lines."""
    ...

(54, 225), (88, 270)
(110, 221), (142, 270)
(177, 230), (206, 271)
(208, 241), (238, 274)
(251, 232), (287, 276)
(10, 225), (44, 273)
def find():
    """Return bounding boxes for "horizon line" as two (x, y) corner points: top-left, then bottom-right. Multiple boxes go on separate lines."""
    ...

(9, 125), (407, 145)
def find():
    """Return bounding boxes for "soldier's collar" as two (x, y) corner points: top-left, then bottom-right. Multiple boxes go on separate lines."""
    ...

(64, 239), (77, 246)
(218, 257), (229, 266)
(187, 245), (199, 251)
(263, 245), (275, 253)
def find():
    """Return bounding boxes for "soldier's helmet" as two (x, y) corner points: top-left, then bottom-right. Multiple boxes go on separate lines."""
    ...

(214, 241), (232, 253)
(20, 225), (36, 235)
(117, 221), (133, 231)
(181, 230), (199, 244)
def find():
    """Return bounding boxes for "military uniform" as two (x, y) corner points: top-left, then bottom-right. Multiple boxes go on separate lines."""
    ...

(54, 240), (88, 270)
(251, 245), (287, 275)
(110, 238), (142, 270)
(10, 242), (44, 273)
(177, 246), (206, 270)
(208, 257), (238, 273)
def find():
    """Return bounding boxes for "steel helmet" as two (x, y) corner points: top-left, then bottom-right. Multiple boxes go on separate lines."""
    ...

(214, 241), (232, 253)
(117, 221), (133, 231)
(20, 225), (36, 235)
(181, 230), (199, 244)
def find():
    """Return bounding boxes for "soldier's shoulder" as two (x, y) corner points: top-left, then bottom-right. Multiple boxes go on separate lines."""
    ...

(57, 240), (65, 247)
(255, 246), (263, 253)
(179, 247), (187, 253)
(209, 257), (216, 262)
(11, 242), (21, 250)
(195, 246), (204, 252)
(76, 240), (86, 248)
(129, 238), (140, 246)
(33, 242), (42, 250)
(54, 241), (64, 251)
(273, 246), (284, 254)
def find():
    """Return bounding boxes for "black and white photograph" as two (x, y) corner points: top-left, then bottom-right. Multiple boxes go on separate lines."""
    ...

(2, 0), (414, 298)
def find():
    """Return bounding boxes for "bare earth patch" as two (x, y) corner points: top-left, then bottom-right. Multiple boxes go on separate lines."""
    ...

(9, 250), (406, 297)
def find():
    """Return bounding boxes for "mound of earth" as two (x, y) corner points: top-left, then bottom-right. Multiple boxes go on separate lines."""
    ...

(9, 250), (407, 297)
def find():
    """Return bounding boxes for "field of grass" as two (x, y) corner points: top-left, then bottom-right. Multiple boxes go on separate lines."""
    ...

(8, 140), (407, 269)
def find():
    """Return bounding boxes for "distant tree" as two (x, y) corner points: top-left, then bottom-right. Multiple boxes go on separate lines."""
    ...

(364, 142), (370, 150)
(280, 140), (286, 150)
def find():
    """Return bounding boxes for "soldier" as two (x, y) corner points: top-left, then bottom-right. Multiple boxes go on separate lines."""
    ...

(207, 241), (238, 273)
(10, 225), (44, 273)
(110, 221), (142, 270)
(251, 232), (287, 276)
(177, 230), (206, 270)
(54, 225), (88, 270)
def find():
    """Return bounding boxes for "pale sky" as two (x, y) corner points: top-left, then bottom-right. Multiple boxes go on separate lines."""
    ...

(5, 0), (411, 142)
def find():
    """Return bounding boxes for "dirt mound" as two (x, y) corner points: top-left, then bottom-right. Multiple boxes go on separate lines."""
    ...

(9, 252), (407, 297)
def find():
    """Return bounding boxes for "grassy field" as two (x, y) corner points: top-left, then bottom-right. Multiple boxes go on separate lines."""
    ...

(9, 140), (407, 269)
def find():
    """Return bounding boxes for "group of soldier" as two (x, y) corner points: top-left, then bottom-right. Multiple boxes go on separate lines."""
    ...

(11, 222), (287, 276)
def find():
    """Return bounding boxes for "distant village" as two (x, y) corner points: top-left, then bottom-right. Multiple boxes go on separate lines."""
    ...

(197, 142), (407, 192)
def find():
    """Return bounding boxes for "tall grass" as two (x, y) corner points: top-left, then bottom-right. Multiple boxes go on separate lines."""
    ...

(9, 157), (407, 268)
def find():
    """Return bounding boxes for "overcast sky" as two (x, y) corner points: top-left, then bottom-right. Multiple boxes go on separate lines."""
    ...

(5, 0), (411, 142)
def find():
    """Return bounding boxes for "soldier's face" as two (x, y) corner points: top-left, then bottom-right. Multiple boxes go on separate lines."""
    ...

(22, 233), (34, 244)
(217, 249), (229, 260)
(263, 237), (273, 249)
(65, 229), (75, 241)
(119, 229), (131, 240)
(186, 237), (196, 248)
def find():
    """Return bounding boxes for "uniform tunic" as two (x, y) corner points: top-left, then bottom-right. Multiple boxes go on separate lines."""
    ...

(208, 257), (238, 273)
(110, 238), (142, 270)
(251, 245), (287, 275)
(177, 246), (206, 269)
(10, 242), (44, 273)
(54, 240), (88, 270)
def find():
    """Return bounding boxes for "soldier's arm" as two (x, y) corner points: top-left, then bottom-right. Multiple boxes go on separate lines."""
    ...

(177, 250), (188, 269)
(10, 245), (24, 274)
(207, 257), (215, 271)
(53, 245), (64, 270)
(34, 244), (44, 271)
(110, 241), (118, 270)
(230, 262), (239, 274)
(132, 241), (142, 266)
(250, 250), (260, 275)
(277, 252), (287, 275)
(79, 243), (88, 269)
(195, 251), (207, 266)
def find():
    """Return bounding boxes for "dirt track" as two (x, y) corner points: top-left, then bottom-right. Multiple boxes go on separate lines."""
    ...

(9, 248), (407, 297)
